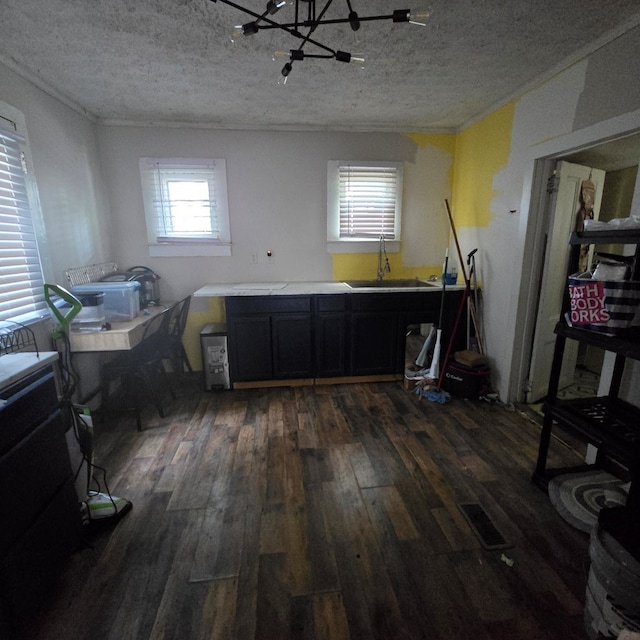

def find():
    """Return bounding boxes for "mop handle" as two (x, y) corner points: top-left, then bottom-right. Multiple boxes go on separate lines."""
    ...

(439, 249), (448, 329)
(437, 285), (468, 391)
(444, 199), (468, 284)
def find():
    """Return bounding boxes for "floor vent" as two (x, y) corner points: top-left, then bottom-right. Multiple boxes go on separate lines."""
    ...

(458, 502), (512, 550)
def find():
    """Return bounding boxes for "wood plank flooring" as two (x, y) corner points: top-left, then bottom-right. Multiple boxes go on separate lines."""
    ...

(16, 380), (592, 640)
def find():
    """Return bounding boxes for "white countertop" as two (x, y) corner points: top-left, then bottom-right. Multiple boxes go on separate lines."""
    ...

(194, 281), (466, 297)
(0, 351), (58, 391)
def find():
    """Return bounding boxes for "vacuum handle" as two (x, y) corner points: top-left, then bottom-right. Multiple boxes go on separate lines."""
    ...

(44, 284), (82, 336)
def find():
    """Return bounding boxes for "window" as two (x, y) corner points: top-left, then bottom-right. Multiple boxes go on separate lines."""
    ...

(327, 161), (403, 251)
(0, 117), (47, 323)
(139, 158), (231, 257)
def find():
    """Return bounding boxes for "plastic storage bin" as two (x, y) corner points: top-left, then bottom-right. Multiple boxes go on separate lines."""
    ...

(71, 282), (141, 322)
(68, 292), (106, 332)
(201, 324), (230, 390)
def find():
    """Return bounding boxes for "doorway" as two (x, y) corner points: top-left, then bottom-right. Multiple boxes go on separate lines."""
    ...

(525, 161), (605, 403)
(523, 136), (640, 405)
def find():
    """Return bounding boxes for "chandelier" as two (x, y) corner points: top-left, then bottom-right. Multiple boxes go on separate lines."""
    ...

(211, 0), (429, 82)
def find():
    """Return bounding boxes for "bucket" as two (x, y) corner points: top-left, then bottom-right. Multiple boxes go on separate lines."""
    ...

(584, 519), (640, 638)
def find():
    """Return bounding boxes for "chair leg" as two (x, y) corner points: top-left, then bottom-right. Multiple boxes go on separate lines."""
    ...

(139, 366), (167, 418)
(180, 345), (193, 373)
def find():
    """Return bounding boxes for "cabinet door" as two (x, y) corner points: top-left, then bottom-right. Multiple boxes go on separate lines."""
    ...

(272, 314), (313, 379)
(350, 311), (398, 375)
(316, 312), (348, 378)
(227, 315), (273, 382)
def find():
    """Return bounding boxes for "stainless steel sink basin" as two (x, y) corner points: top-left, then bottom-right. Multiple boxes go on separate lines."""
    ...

(344, 279), (436, 289)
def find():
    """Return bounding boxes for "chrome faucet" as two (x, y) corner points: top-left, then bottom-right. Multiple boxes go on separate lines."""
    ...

(377, 234), (391, 281)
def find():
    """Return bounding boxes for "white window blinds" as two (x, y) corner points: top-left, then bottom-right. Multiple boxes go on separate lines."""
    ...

(328, 161), (402, 241)
(139, 158), (230, 245)
(0, 123), (47, 323)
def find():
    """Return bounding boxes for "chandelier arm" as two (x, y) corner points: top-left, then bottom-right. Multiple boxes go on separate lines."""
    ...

(299, 53), (335, 59)
(287, 0), (338, 57)
(298, 0), (335, 44)
(289, 34), (336, 55)
(212, 0), (287, 30)
(257, 13), (402, 29)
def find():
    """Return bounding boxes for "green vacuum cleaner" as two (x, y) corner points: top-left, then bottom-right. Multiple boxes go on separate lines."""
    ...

(44, 283), (132, 528)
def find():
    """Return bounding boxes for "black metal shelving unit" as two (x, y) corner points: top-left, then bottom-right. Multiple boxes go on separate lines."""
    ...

(532, 228), (640, 544)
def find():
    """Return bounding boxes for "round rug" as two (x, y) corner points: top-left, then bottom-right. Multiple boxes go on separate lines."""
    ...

(547, 469), (629, 533)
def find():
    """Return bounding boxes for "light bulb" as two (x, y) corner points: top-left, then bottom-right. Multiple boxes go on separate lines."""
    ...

(409, 11), (430, 26)
(351, 54), (366, 69)
(230, 25), (243, 43)
(272, 50), (290, 61)
(230, 22), (258, 41)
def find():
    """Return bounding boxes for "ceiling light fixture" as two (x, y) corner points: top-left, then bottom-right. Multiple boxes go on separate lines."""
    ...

(212, 0), (429, 83)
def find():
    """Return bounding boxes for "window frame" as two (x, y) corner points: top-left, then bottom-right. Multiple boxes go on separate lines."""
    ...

(139, 157), (231, 258)
(327, 160), (403, 253)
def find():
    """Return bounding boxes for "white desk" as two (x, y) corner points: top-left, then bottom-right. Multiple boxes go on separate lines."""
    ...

(68, 305), (168, 352)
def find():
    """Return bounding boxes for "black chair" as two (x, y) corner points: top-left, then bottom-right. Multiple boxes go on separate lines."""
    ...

(100, 306), (173, 430)
(162, 295), (192, 376)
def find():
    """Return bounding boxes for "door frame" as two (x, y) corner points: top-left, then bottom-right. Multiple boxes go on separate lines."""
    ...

(508, 109), (640, 403)
(525, 161), (606, 402)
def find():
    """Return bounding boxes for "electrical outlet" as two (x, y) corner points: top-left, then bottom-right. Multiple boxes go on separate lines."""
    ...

(251, 252), (258, 264)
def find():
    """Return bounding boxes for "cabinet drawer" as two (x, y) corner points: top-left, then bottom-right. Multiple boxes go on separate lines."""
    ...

(0, 366), (58, 456)
(0, 409), (71, 554)
(0, 476), (80, 622)
(226, 295), (311, 315)
(316, 294), (347, 312)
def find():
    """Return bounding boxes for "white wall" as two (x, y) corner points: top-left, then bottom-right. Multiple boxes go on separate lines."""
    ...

(1, 61), (114, 400)
(0, 63), (113, 285)
(466, 25), (640, 402)
(96, 126), (448, 304)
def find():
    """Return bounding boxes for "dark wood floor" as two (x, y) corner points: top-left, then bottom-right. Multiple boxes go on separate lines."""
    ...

(18, 379), (592, 640)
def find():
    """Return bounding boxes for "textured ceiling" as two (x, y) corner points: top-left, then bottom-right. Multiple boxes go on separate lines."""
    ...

(2, 0), (640, 131)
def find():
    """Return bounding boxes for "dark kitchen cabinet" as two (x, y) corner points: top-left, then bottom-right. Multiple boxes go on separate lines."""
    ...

(315, 295), (348, 378)
(225, 289), (466, 385)
(350, 310), (398, 375)
(227, 314), (273, 382)
(226, 296), (314, 382)
(272, 314), (314, 379)
(349, 290), (462, 376)
(0, 362), (81, 633)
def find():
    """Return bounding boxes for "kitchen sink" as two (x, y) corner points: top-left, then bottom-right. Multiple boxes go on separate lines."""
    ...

(344, 279), (436, 289)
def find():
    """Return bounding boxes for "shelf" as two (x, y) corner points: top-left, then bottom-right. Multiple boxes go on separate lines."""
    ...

(570, 229), (640, 245)
(554, 321), (640, 359)
(542, 396), (640, 466)
(535, 230), (640, 542)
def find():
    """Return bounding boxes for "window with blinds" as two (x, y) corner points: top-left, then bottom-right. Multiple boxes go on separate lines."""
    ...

(139, 158), (231, 257)
(0, 122), (47, 323)
(327, 161), (403, 245)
